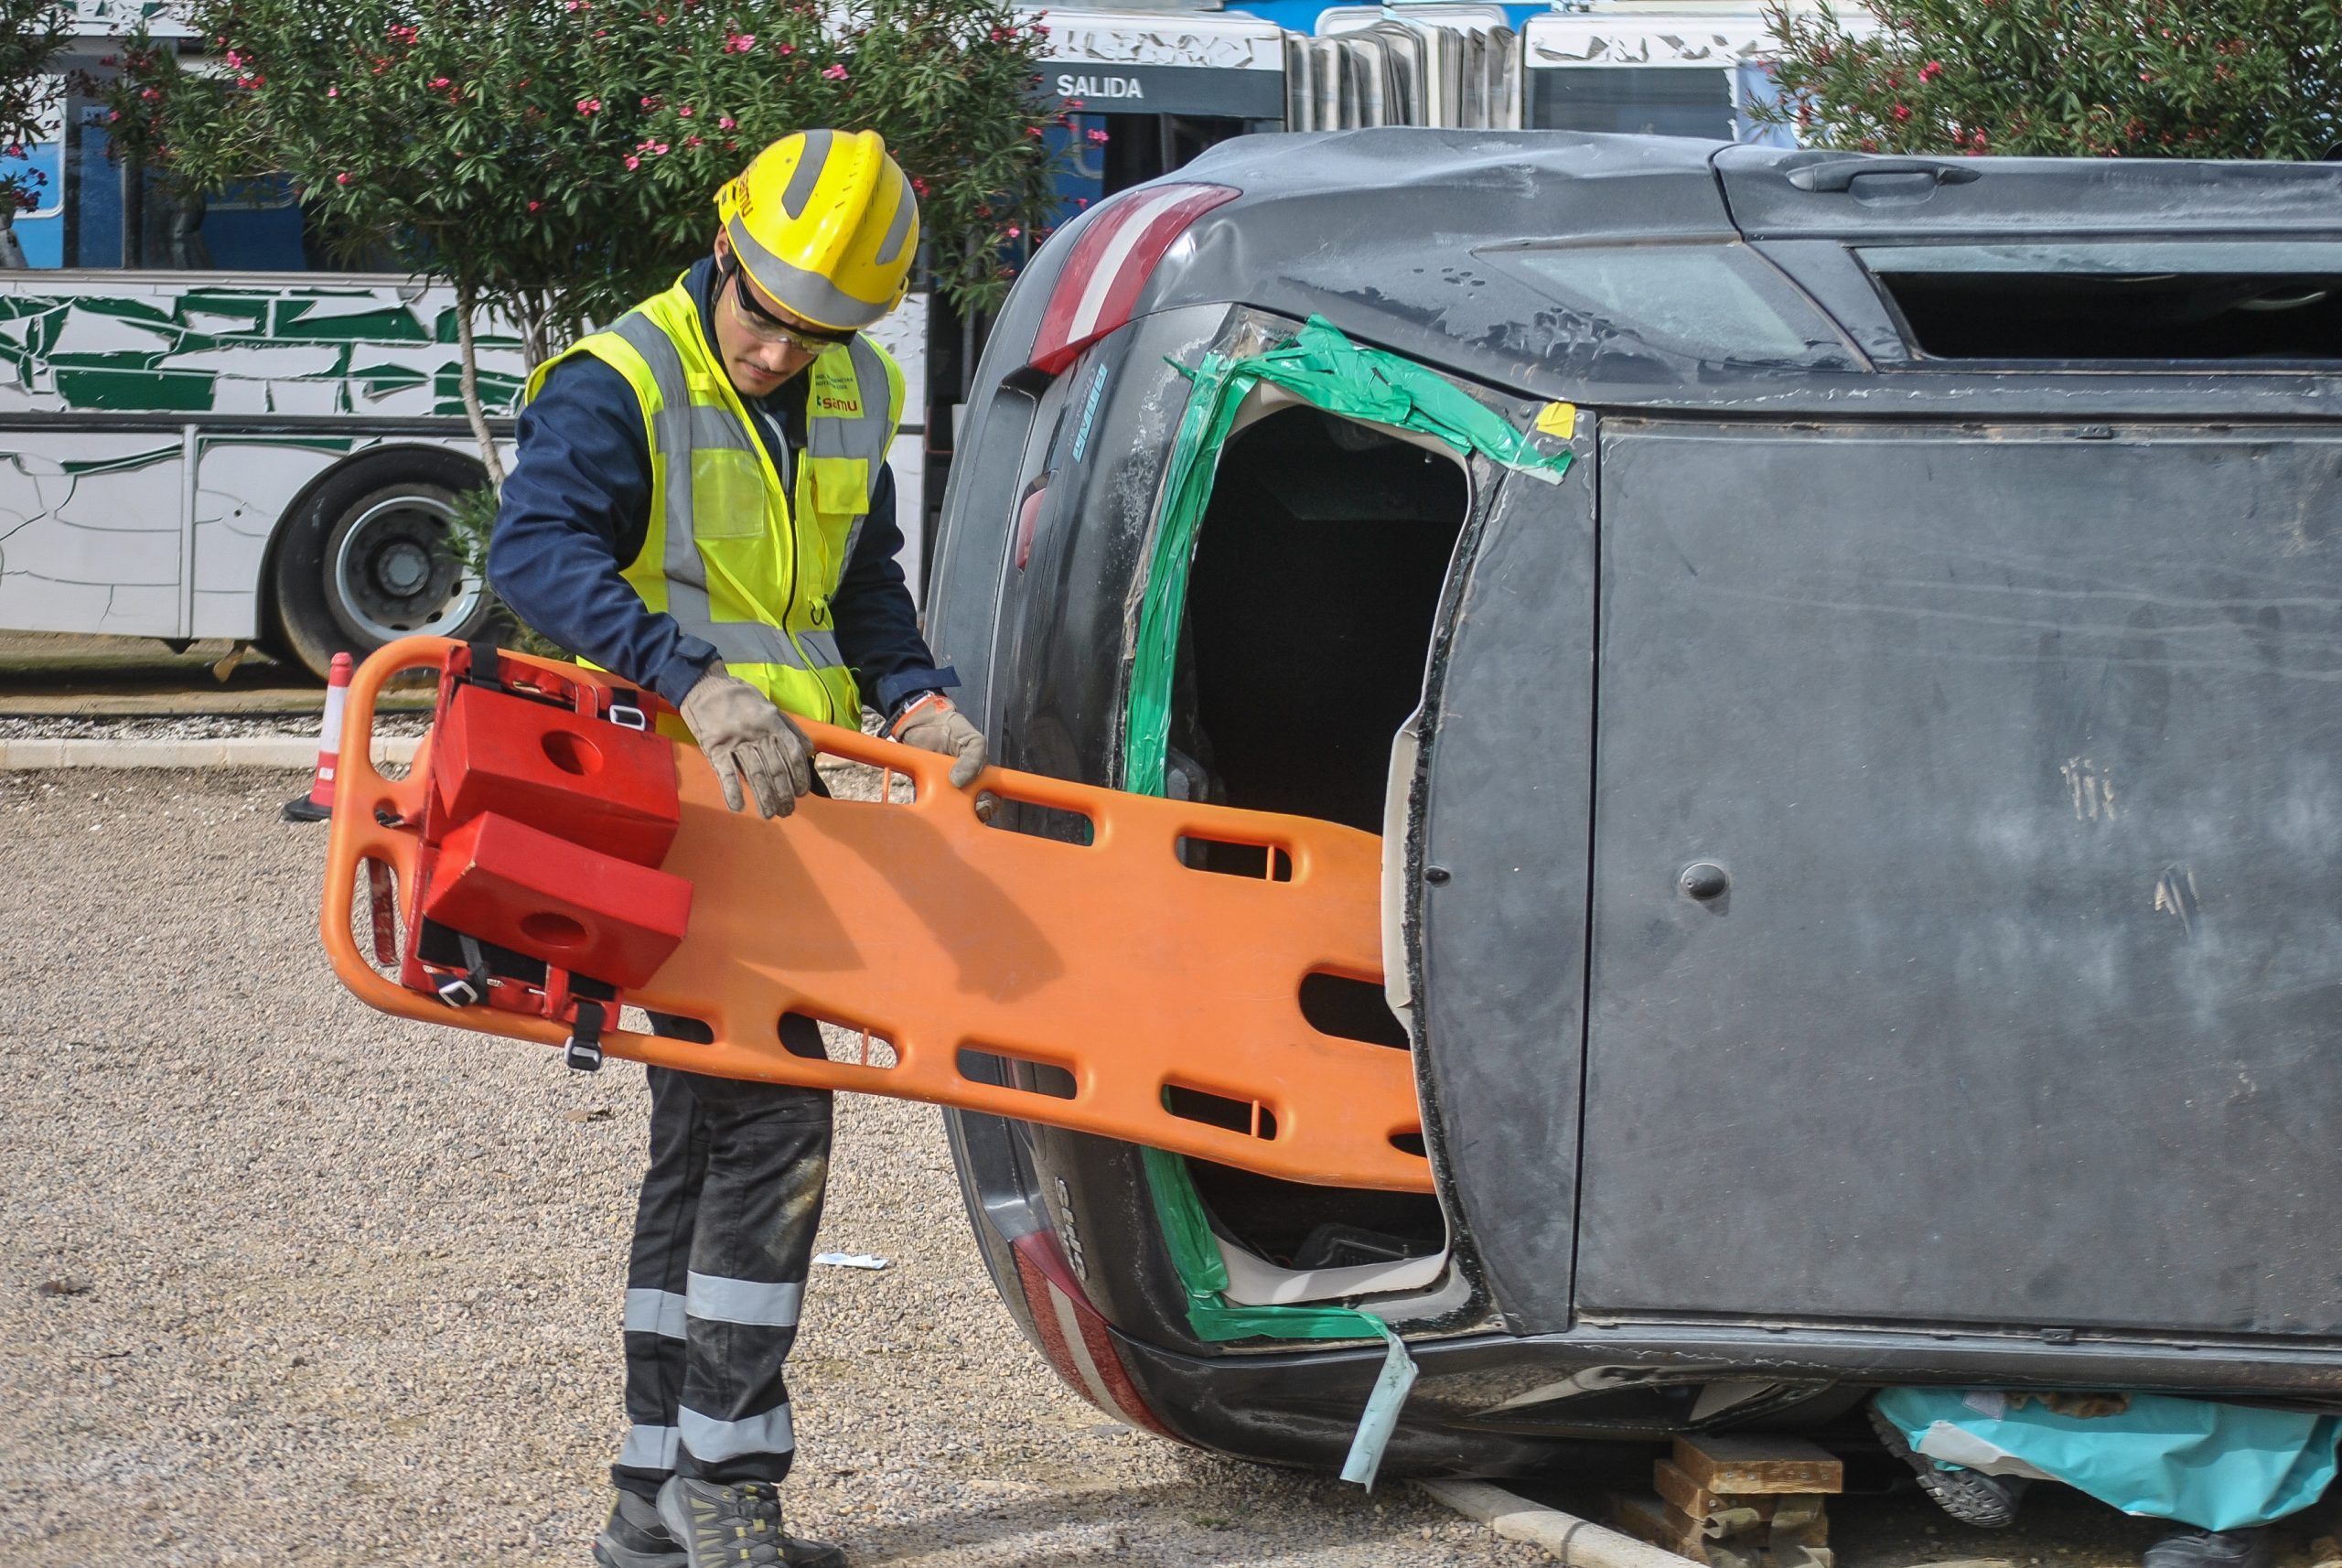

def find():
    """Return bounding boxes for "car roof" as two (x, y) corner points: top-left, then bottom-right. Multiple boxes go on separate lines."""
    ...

(1129, 128), (2342, 417)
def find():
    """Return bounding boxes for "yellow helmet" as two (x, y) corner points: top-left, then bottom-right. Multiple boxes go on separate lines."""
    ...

(714, 129), (919, 333)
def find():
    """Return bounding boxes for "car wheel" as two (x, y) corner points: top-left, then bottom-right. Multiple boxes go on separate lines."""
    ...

(270, 447), (495, 680)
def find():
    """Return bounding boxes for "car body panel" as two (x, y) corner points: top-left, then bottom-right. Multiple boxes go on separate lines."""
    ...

(1410, 429), (1600, 1335)
(1576, 421), (2342, 1338)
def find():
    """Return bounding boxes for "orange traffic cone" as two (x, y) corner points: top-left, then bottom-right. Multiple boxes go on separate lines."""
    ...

(283, 651), (354, 822)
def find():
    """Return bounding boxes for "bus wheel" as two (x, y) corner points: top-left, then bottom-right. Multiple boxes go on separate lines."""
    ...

(270, 448), (495, 680)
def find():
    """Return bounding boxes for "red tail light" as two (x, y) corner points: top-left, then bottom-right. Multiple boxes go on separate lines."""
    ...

(1029, 182), (1240, 375)
(1008, 1230), (1175, 1437)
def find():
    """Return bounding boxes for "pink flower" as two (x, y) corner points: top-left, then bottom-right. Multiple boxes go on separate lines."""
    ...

(679, 104), (693, 116)
(685, 134), (703, 147)
(327, 86), (338, 98)
(717, 114), (736, 129)
(723, 31), (754, 50)
(528, 199), (541, 211)
(336, 172), (351, 185)
(1005, 225), (1020, 238)
(429, 76), (450, 89)
(1024, 125), (1043, 138)
(1918, 58), (1944, 80)
(624, 154), (640, 169)
(822, 63), (847, 79)
(777, 42), (793, 53)
(223, 48), (244, 67)
(910, 177), (928, 197)
(575, 96), (601, 113)
(1085, 128), (1108, 143)
(386, 24), (418, 45)
(1891, 102), (1910, 121)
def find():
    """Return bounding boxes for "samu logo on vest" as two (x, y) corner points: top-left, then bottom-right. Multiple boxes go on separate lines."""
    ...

(814, 389), (865, 418)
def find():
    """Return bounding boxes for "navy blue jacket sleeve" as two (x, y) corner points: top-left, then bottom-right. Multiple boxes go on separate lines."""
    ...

(485, 356), (718, 708)
(833, 463), (958, 717)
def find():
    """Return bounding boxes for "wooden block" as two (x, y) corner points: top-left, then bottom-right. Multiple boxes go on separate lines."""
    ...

(1672, 1434), (1844, 1496)
(1768, 1495), (1832, 1548)
(1655, 1457), (1779, 1521)
(1610, 1489), (1710, 1563)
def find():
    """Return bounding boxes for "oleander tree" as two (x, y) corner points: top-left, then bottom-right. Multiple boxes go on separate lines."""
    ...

(1758, 0), (2342, 159)
(0, 0), (70, 243)
(111, 0), (1060, 485)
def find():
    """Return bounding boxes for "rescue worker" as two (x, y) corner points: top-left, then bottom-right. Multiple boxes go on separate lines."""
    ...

(488, 130), (984, 1568)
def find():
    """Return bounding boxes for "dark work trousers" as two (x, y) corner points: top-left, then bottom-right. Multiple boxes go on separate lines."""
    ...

(611, 1016), (834, 1502)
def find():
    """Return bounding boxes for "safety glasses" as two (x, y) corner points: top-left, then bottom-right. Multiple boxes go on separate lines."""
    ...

(726, 262), (856, 354)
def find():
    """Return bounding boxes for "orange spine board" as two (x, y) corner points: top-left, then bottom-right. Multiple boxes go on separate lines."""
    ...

(320, 637), (1434, 1193)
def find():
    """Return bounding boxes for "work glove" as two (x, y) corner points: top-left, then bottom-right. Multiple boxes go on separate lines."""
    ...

(679, 660), (815, 819)
(890, 692), (988, 789)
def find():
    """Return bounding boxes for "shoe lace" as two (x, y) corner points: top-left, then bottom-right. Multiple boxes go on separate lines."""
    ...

(728, 1486), (784, 1526)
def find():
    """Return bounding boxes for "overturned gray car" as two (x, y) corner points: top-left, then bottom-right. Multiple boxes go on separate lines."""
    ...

(923, 128), (2342, 1477)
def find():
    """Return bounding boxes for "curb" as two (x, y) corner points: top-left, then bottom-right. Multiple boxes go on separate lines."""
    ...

(1415, 1480), (1702, 1568)
(0, 736), (421, 771)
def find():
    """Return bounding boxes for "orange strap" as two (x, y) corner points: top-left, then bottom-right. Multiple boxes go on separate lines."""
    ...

(321, 638), (1432, 1193)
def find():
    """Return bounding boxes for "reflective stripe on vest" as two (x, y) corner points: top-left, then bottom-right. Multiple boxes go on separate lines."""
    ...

(528, 277), (901, 724)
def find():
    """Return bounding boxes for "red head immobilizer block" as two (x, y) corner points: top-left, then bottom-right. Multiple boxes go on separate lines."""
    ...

(431, 683), (681, 868)
(422, 811), (693, 988)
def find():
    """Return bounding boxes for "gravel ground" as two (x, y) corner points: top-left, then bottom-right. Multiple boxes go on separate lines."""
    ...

(0, 714), (435, 743)
(0, 768), (1554, 1568)
(5, 768), (2334, 1568)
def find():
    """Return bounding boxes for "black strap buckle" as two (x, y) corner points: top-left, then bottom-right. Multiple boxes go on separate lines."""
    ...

(436, 931), (493, 1008)
(565, 1000), (607, 1073)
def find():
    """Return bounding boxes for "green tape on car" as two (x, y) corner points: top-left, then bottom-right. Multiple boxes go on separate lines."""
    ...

(1120, 315), (1575, 1486)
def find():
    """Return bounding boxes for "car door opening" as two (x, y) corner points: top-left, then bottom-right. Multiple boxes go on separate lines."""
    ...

(1161, 401), (1466, 1284)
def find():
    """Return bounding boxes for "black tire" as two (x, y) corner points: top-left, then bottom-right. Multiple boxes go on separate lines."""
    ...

(269, 446), (497, 680)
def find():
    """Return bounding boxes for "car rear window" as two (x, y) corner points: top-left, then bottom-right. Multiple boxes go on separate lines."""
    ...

(1860, 242), (2342, 364)
(1491, 242), (1845, 366)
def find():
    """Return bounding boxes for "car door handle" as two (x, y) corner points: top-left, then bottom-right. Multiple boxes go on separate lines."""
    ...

(1788, 158), (1983, 193)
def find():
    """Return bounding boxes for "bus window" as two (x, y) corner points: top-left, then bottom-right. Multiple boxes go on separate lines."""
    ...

(0, 138), (62, 268)
(1529, 64), (1734, 140)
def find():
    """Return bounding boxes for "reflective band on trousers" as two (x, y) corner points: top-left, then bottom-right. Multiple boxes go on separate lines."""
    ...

(685, 1272), (804, 1329)
(620, 1423), (682, 1471)
(522, 275), (905, 725)
(679, 1401), (797, 1462)
(624, 1288), (689, 1340)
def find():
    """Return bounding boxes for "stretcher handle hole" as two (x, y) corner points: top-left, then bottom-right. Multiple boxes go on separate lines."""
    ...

(957, 1046), (1077, 1101)
(1299, 972), (1410, 1049)
(779, 1010), (898, 1069)
(520, 911), (589, 950)
(540, 729), (605, 777)
(1161, 1082), (1278, 1141)
(977, 795), (1096, 846)
(1176, 836), (1292, 881)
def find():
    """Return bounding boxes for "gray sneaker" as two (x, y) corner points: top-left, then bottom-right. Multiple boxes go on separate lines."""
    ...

(1868, 1402), (2028, 1529)
(594, 1489), (685, 1568)
(654, 1477), (848, 1568)
(2143, 1527), (2273, 1568)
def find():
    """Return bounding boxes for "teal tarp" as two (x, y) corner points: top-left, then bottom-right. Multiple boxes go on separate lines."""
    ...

(1875, 1388), (2342, 1531)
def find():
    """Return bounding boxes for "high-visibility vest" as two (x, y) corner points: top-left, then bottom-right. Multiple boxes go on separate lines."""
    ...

(525, 275), (906, 725)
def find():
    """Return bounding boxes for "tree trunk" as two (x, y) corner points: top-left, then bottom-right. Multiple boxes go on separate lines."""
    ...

(453, 285), (507, 492)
